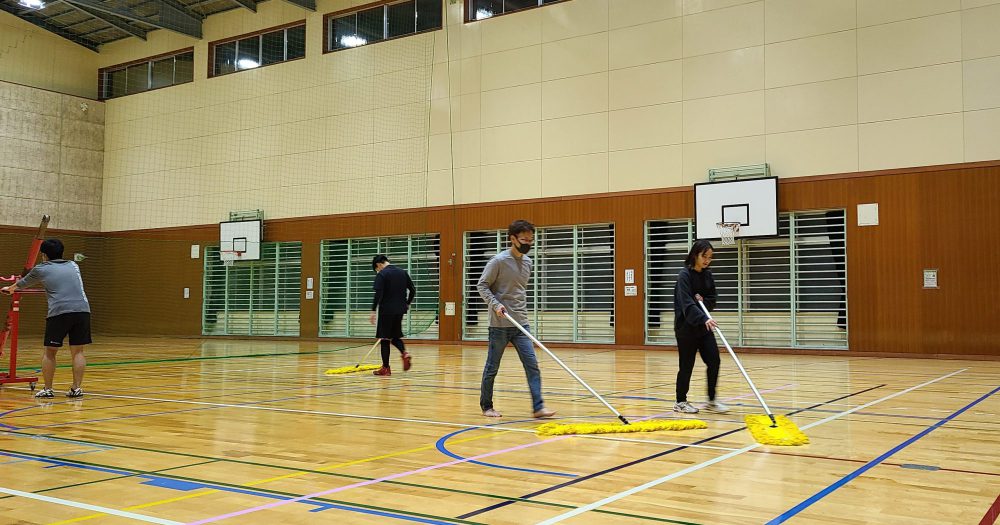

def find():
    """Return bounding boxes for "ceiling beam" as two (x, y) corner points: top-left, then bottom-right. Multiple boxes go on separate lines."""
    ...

(0, 1), (99, 51)
(60, 0), (202, 38)
(60, 0), (148, 39)
(279, 0), (314, 11)
(229, 0), (255, 12)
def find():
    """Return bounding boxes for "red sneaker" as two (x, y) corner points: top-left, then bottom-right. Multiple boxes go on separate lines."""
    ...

(373, 366), (391, 376)
(401, 352), (412, 371)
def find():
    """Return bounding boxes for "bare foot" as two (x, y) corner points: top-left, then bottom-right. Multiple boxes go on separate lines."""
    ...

(482, 408), (502, 417)
(532, 408), (556, 419)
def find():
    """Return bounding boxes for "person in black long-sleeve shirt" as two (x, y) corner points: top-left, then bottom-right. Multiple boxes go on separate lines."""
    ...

(673, 240), (729, 414)
(368, 254), (416, 376)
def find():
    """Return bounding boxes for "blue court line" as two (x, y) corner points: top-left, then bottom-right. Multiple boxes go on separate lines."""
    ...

(0, 449), (463, 523)
(435, 424), (579, 478)
(456, 383), (887, 520)
(0, 448), (108, 465)
(767, 384), (1000, 524)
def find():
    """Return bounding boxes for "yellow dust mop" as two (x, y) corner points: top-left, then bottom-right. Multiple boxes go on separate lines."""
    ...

(698, 301), (809, 446)
(537, 419), (707, 436)
(324, 340), (382, 375)
(502, 312), (707, 436)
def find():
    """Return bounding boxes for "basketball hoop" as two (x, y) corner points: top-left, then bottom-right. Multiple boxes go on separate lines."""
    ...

(220, 250), (243, 267)
(716, 222), (741, 246)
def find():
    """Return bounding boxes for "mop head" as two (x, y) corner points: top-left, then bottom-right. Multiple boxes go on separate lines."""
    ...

(745, 414), (809, 446)
(536, 419), (708, 436)
(324, 364), (381, 375)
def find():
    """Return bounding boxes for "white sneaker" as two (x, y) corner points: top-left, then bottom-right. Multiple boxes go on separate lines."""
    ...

(673, 401), (699, 414)
(704, 400), (729, 413)
(34, 388), (54, 399)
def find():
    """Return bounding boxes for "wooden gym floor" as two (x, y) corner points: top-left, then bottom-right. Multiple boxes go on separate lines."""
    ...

(0, 337), (997, 524)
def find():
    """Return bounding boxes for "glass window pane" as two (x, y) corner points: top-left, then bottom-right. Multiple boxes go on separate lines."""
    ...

(125, 63), (149, 94)
(261, 30), (284, 65)
(214, 41), (237, 76)
(236, 36), (261, 70)
(387, 0), (415, 38)
(286, 25), (305, 59)
(357, 6), (385, 44)
(504, 0), (538, 11)
(105, 69), (127, 99)
(174, 52), (194, 84)
(416, 0), (442, 31)
(471, 0), (501, 20)
(150, 57), (174, 89)
(331, 14), (359, 49)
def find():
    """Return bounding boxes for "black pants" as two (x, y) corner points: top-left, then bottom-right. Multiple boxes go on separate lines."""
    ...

(675, 331), (720, 403)
(380, 338), (407, 368)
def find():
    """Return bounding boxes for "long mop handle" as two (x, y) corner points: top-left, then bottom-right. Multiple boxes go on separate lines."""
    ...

(354, 339), (383, 368)
(502, 310), (630, 424)
(697, 300), (777, 427)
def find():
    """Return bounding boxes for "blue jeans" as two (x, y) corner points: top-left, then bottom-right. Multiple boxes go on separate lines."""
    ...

(480, 325), (545, 412)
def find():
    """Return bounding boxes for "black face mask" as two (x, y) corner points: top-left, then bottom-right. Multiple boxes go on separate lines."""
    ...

(515, 243), (532, 254)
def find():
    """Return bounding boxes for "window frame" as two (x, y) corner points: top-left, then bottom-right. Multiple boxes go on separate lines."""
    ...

(323, 0), (444, 54)
(208, 21), (308, 79)
(463, 0), (570, 23)
(97, 48), (194, 101)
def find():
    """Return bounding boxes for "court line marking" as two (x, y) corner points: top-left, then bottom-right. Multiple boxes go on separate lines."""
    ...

(533, 368), (966, 525)
(41, 432), (504, 524)
(186, 437), (553, 524)
(766, 383), (1000, 524)
(0, 485), (182, 525)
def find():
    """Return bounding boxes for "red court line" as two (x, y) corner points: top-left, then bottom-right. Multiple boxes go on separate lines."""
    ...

(980, 492), (1000, 525)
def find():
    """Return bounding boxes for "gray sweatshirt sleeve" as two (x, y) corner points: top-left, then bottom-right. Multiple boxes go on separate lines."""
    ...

(477, 257), (501, 311)
(15, 267), (42, 289)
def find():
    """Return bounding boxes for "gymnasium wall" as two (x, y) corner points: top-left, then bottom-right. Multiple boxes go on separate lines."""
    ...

(5, 161), (990, 355)
(0, 80), (105, 231)
(0, 11), (98, 98)
(93, 0), (1000, 232)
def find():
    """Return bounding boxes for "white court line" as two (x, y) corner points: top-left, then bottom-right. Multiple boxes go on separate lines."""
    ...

(0, 486), (181, 524)
(534, 368), (967, 525)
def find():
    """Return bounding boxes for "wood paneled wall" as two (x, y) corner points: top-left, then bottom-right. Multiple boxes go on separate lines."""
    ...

(1, 161), (998, 356)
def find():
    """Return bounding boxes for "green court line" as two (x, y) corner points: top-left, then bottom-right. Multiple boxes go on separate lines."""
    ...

(0, 437), (695, 523)
(35, 460), (221, 494)
(0, 447), (485, 525)
(16, 342), (370, 372)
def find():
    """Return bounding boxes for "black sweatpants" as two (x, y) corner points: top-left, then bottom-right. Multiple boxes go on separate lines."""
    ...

(380, 338), (407, 367)
(675, 330), (721, 403)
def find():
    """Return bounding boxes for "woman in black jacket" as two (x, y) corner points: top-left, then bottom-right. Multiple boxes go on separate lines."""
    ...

(673, 240), (729, 414)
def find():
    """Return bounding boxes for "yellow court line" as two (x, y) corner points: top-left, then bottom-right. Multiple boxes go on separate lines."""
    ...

(45, 431), (506, 524)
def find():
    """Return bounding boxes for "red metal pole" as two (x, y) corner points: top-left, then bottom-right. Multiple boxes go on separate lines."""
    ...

(1, 215), (49, 388)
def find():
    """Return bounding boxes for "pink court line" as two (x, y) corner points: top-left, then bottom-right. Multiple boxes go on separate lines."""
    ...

(188, 383), (796, 524)
(187, 438), (550, 524)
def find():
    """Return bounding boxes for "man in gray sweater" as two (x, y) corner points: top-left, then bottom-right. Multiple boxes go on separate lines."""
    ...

(477, 219), (555, 419)
(1, 239), (91, 399)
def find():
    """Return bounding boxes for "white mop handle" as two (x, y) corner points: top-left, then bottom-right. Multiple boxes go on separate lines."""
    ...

(502, 310), (625, 420)
(358, 338), (382, 364)
(697, 300), (774, 417)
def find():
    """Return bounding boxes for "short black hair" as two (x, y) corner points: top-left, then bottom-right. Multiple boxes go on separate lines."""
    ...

(684, 239), (714, 267)
(507, 219), (535, 240)
(372, 254), (389, 272)
(40, 239), (64, 260)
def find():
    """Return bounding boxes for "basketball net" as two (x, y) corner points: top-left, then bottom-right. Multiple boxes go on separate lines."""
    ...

(717, 222), (741, 246)
(219, 251), (242, 267)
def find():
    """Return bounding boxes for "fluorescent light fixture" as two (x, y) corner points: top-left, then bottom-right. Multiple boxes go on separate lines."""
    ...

(339, 35), (367, 48)
(236, 58), (260, 69)
(18, 0), (45, 9)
